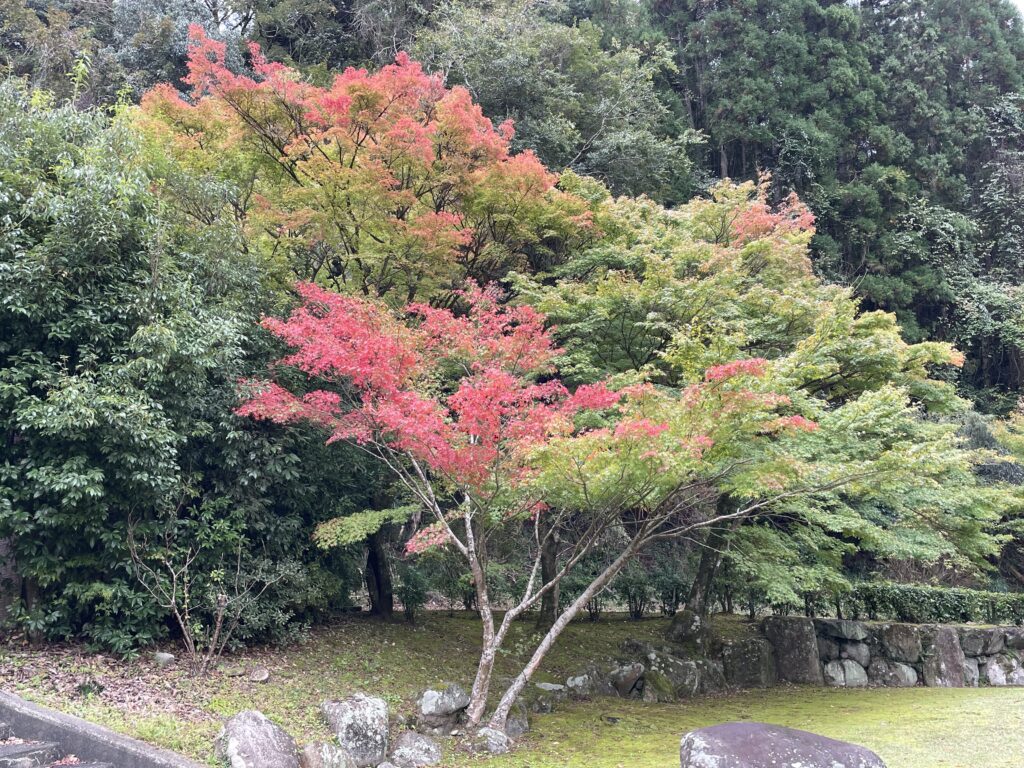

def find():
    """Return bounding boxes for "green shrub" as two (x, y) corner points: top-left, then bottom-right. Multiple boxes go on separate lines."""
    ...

(613, 562), (654, 620)
(396, 562), (430, 623)
(810, 583), (1024, 625)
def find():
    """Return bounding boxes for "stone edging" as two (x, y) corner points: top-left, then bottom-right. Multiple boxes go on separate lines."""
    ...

(0, 690), (204, 768)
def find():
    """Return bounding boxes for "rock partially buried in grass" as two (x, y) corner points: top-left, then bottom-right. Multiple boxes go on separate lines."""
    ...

(418, 683), (470, 734)
(389, 731), (442, 767)
(471, 727), (511, 755)
(321, 694), (389, 768)
(299, 742), (357, 768)
(216, 709), (300, 768)
(153, 651), (175, 668)
(249, 666), (271, 683)
(679, 722), (887, 768)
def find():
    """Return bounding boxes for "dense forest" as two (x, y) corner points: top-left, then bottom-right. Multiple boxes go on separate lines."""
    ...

(2, 0), (1024, 705)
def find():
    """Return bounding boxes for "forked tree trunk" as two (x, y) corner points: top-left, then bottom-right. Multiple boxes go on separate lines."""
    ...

(686, 496), (738, 617)
(486, 537), (644, 732)
(465, 549), (497, 726)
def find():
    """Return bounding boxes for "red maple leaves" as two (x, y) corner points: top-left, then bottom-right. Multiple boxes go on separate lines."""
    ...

(237, 282), (619, 493)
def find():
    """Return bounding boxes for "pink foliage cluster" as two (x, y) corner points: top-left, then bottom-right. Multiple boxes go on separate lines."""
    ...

(704, 357), (768, 382)
(237, 283), (620, 493)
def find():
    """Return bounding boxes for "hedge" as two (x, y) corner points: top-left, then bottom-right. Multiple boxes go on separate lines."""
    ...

(832, 583), (1024, 626)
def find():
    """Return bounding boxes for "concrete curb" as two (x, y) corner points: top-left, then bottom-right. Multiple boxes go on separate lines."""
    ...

(0, 691), (206, 768)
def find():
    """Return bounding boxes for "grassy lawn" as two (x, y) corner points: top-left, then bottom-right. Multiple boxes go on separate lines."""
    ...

(2, 612), (1020, 767)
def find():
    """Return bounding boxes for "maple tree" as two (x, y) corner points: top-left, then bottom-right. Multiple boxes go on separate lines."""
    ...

(139, 26), (594, 303)
(236, 276), (891, 731)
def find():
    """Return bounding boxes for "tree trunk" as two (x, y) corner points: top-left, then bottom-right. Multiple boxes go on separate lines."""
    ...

(686, 497), (738, 617)
(465, 547), (497, 726)
(487, 537), (644, 732)
(535, 520), (559, 630)
(365, 532), (393, 619)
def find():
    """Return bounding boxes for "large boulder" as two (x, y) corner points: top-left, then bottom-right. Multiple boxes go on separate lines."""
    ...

(389, 732), (442, 768)
(841, 641), (871, 669)
(958, 628), (1005, 657)
(823, 660), (868, 688)
(679, 722), (886, 768)
(642, 652), (700, 702)
(216, 710), (300, 768)
(722, 638), (777, 689)
(666, 608), (713, 652)
(299, 743), (357, 768)
(921, 627), (967, 688)
(697, 658), (727, 693)
(565, 660), (617, 698)
(321, 695), (389, 768)
(817, 635), (841, 662)
(980, 653), (1024, 686)
(963, 657), (980, 688)
(1005, 628), (1024, 650)
(876, 624), (922, 664)
(815, 618), (869, 642)
(867, 659), (918, 688)
(763, 616), (824, 685)
(418, 683), (470, 734)
(609, 662), (645, 697)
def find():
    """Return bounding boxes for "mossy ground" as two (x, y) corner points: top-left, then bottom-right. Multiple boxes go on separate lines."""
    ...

(2, 612), (1020, 767)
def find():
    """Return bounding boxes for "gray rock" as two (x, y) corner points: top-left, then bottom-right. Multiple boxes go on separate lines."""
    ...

(697, 658), (726, 693)
(1005, 628), (1024, 650)
(815, 618), (869, 642)
(877, 624), (922, 664)
(299, 742), (356, 768)
(472, 727), (511, 755)
(963, 657), (980, 688)
(666, 608), (712, 651)
(823, 660), (867, 688)
(389, 732), (441, 768)
(841, 641), (871, 668)
(959, 628), (1005, 657)
(524, 681), (570, 713)
(824, 660), (845, 687)
(417, 683), (469, 734)
(321, 695), (389, 768)
(216, 710), (300, 768)
(722, 638), (777, 688)
(418, 683), (470, 717)
(763, 616), (824, 685)
(643, 650), (700, 701)
(921, 627), (967, 687)
(679, 722), (887, 768)
(565, 673), (594, 698)
(817, 635), (841, 662)
(981, 653), (1024, 686)
(535, 682), (565, 693)
(842, 659), (868, 688)
(153, 652), (176, 669)
(564, 661), (616, 698)
(249, 667), (271, 684)
(505, 701), (530, 739)
(867, 659), (917, 688)
(609, 662), (645, 697)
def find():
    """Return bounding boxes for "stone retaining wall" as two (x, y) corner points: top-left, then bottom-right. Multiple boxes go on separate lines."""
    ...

(737, 616), (1024, 691)
(555, 615), (1024, 705)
